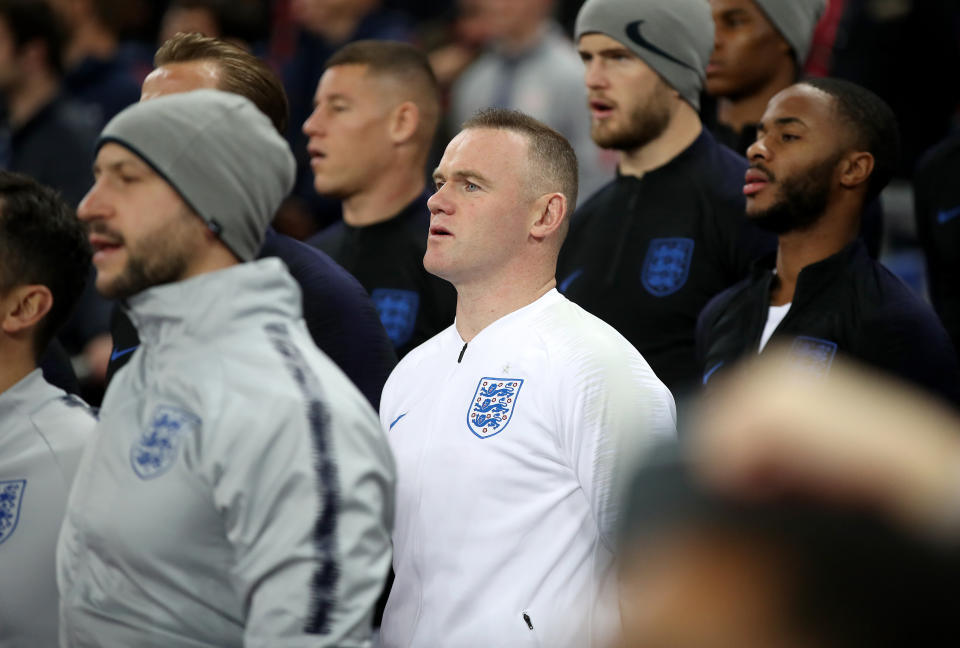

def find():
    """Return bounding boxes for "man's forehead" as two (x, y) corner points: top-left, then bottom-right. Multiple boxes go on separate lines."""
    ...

(141, 60), (221, 100)
(762, 84), (833, 126)
(440, 128), (526, 167)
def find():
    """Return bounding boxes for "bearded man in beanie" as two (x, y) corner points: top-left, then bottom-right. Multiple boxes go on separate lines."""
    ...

(57, 90), (395, 647)
(557, 0), (774, 400)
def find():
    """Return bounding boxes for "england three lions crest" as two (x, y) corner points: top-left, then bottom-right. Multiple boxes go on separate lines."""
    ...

(0, 480), (26, 546)
(467, 377), (524, 439)
(131, 405), (201, 480)
(641, 237), (695, 297)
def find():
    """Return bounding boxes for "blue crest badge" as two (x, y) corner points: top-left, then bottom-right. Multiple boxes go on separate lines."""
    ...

(789, 336), (838, 378)
(467, 377), (524, 439)
(372, 288), (420, 348)
(641, 237), (695, 297)
(0, 479), (26, 546)
(131, 405), (201, 480)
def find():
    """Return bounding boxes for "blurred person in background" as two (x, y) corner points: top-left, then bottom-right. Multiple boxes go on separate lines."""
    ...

(303, 40), (455, 358)
(156, 0), (267, 51)
(557, 0), (774, 400)
(0, 171), (96, 646)
(615, 443), (960, 648)
(446, 0), (613, 201)
(105, 31), (398, 410)
(283, 0), (415, 235)
(0, 0), (113, 400)
(691, 350), (960, 542)
(696, 78), (958, 405)
(914, 132), (960, 362)
(51, 0), (141, 127)
(705, 0), (824, 157)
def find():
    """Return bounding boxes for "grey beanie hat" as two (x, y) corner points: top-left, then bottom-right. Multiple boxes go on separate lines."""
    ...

(575, 0), (714, 110)
(754, 0), (827, 68)
(97, 89), (296, 262)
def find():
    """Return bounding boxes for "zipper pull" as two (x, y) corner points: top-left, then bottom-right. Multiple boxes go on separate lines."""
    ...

(522, 612), (534, 631)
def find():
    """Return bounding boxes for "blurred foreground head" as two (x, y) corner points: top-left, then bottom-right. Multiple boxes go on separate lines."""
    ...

(615, 445), (960, 648)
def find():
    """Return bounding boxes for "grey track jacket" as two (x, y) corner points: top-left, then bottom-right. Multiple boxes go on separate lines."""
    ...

(57, 259), (395, 648)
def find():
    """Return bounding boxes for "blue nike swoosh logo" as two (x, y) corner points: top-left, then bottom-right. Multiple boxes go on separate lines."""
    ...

(625, 21), (698, 72)
(937, 206), (960, 224)
(389, 412), (407, 430)
(558, 269), (584, 293)
(109, 345), (139, 362)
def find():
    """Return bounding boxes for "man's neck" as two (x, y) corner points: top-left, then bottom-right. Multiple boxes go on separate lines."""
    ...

(8, 74), (58, 129)
(64, 22), (117, 69)
(0, 344), (35, 396)
(618, 103), (703, 178)
(453, 267), (556, 343)
(771, 205), (861, 305)
(715, 67), (796, 134)
(341, 168), (425, 227)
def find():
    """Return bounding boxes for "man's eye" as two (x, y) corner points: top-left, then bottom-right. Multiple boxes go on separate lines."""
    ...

(465, 182), (479, 192)
(781, 133), (800, 142)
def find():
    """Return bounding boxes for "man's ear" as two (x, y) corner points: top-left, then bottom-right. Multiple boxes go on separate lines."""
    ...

(529, 193), (567, 242)
(389, 100), (420, 145)
(838, 151), (875, 192)
(1, 285), (53, 336)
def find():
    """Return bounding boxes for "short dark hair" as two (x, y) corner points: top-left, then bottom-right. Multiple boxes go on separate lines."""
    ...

(800, 77), (900, 202)
(154, 31), (288, 133)
(326, 40), (441, 146)
(0, 0), (66, 75)
(462, 108), (579, 218)
(0, 172), (91, 358)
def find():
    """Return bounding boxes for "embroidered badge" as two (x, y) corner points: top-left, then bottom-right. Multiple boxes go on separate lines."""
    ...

(131, 405), (201, 480)
(372, 288), (420, 348)
(467, 377), (524, 439)
(789, 336), (838, 378)
(0, 479), (26, 546)
(641, 237), (695, 297)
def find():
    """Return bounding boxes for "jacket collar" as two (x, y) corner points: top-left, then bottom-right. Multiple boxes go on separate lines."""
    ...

(124, 258), (300, 345)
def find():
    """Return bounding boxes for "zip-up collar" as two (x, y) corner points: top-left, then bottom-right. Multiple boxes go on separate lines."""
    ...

(124, 258), (301, 346)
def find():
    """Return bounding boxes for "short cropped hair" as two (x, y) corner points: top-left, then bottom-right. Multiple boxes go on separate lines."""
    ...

(326, 40), (441, 147)
(154, 31), (288, 133)
(0, 172), (91, 358)
(463, 108), (579, 219)
(0, 0), (66, 76)
(801, 77), (900, 202)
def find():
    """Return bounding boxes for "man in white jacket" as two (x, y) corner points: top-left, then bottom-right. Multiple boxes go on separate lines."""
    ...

(58, 89), (395, 647)
(378, 108), (676, 647)
(0, 171), (97, 646)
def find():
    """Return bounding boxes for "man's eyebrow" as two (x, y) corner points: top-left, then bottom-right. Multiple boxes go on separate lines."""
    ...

(313, 92), (350, 107)
(432, 169), (493, 185)
(579, 46), (634, 58)
(93, 159), (143, 174)
(757, 116), (808, 133)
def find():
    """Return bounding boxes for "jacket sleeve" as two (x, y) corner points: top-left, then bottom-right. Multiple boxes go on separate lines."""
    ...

(202, 369), (386, 648)
(555, 345), (677, 550)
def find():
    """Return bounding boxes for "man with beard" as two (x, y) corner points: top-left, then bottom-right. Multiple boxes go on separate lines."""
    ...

(696, 78), (958, 405)
(58, 90), (395, 646)
(557, 0), (774, 400)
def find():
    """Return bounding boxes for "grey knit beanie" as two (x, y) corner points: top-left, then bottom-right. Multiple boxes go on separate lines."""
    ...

(754, 0), (827, 68)
(97, 89), (295, 262)
(575, 0), (714, 110)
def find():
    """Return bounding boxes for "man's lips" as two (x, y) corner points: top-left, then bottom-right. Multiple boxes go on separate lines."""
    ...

(706, 60), (723, 76)
(589, 99), (614, 119)
(743, 167), (771, 196)
(88, 234), (123, 262)
(429, 224), (452, 238)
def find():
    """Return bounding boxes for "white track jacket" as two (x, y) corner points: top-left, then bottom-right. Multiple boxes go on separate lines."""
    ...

(379, 289), (676, 647)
